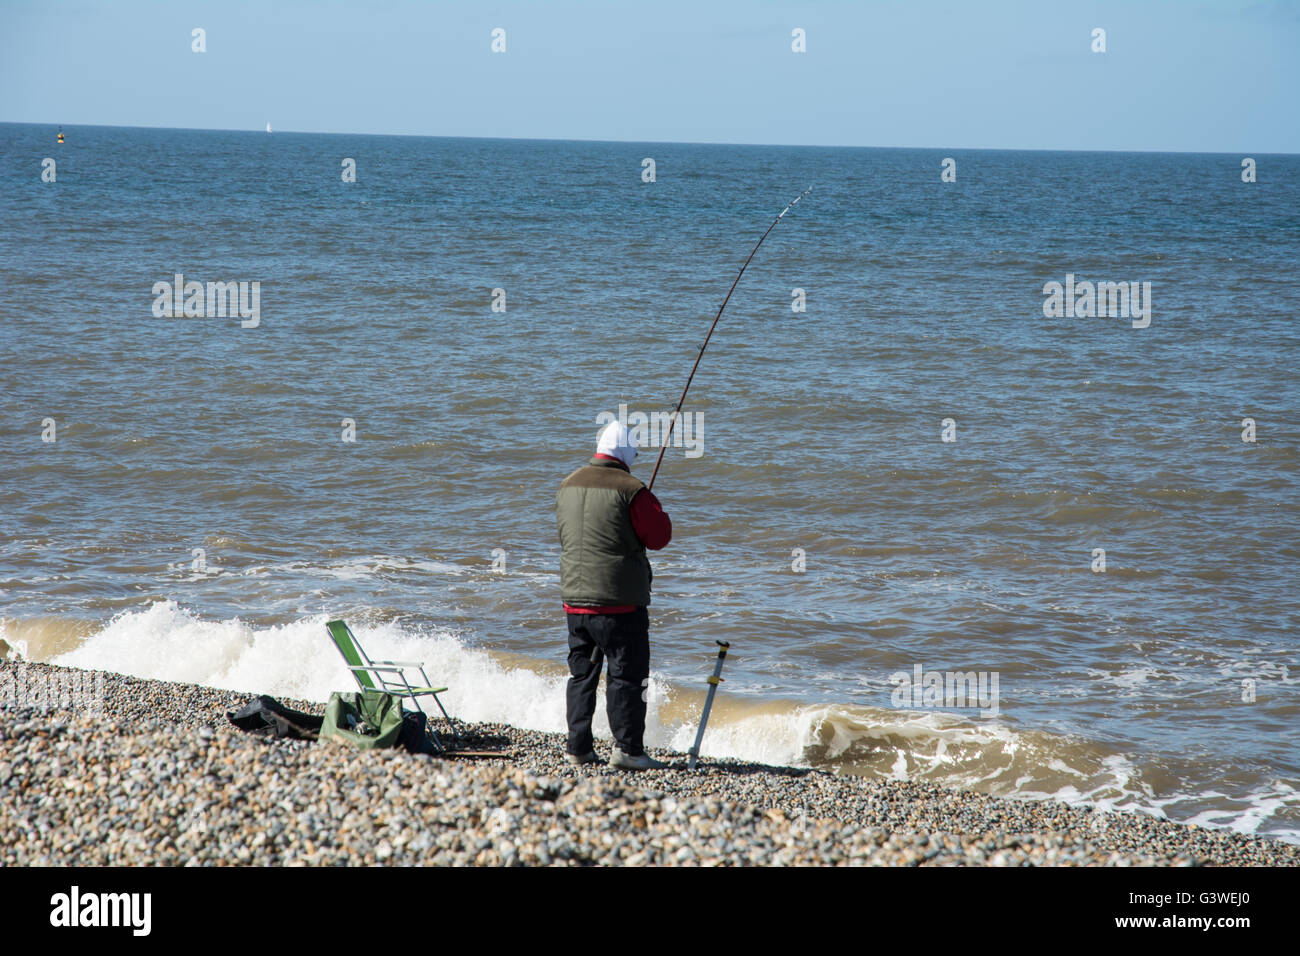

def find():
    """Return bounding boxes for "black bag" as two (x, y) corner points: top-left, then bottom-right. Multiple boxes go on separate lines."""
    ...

(227, 695), (324, 740)
(396, 709), (441, 755)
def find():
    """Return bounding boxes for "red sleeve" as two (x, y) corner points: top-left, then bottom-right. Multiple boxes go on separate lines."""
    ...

(629, 488), (672, 550)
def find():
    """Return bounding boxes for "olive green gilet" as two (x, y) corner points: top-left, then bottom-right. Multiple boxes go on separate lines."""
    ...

(556, 457), (652, 607)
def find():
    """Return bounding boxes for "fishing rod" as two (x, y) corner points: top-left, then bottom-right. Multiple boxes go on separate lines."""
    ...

(646, 186), (813, 491)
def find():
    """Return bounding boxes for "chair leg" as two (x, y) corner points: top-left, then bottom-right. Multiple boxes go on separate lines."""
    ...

(431, 693), (462, 746)
(426, 725), (447, 753)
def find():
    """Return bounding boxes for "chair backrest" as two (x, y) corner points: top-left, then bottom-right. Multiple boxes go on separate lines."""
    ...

(326, 620), (376, 690)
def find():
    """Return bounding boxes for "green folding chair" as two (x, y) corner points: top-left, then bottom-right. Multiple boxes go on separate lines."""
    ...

(325, 619), (462, 752)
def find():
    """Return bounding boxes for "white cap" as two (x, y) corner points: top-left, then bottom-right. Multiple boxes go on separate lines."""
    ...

(596, 420), (637, 467)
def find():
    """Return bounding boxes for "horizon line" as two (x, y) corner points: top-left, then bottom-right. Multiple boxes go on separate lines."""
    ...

(1, 119), (1293, 158)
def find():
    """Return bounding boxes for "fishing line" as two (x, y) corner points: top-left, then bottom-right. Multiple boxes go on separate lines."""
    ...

(647, 186), (813, 491)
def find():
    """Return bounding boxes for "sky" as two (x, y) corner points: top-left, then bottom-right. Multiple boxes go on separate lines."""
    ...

(1, 0), (1296, 152)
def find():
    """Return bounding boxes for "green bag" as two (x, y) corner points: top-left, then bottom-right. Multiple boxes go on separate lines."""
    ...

(319, 690), (406, 750)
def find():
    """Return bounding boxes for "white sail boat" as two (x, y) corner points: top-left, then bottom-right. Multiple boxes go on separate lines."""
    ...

(266, 122), (272, 133)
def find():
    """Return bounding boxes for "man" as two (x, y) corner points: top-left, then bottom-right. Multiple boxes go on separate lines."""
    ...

(556, 420), (672, 770)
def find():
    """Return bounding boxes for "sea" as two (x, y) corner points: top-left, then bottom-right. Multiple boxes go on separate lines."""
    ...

(1, 123), (1296, 842)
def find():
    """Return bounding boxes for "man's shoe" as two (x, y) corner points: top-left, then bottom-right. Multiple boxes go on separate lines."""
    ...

(610, 748), (668, 771)
(566, 750), (602, 766)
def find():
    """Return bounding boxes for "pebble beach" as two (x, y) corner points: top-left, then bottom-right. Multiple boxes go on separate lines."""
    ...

(1, 660), (1296, 867)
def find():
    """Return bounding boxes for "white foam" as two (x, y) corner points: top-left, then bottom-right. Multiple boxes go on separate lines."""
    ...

(49, 602), (570, 731)
(663, 708), (816, 768)
(228, 555), (471, 583)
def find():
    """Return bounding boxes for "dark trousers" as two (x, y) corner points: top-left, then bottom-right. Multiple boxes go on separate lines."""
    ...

(565, 607), (650, 757)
